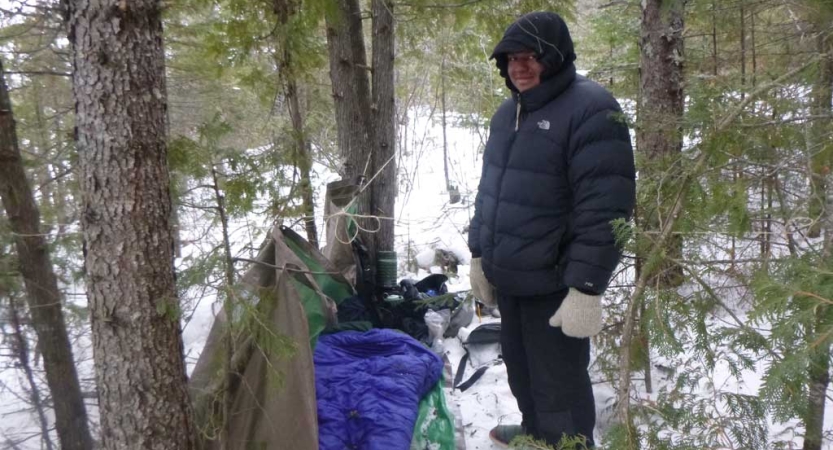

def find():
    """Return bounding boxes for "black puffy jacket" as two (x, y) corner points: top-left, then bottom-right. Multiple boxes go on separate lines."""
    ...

(468, 12), (636, 296)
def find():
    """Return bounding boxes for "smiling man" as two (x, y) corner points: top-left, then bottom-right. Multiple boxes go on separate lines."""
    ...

(467, 11), (636, 448)
(506, 51), (543, 92)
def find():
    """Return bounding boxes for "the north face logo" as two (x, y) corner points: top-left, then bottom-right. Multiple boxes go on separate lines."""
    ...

(537, 120), (550, 130)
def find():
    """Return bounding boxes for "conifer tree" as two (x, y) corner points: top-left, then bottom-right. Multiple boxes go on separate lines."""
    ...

(67, 0), (197, 446)
(0, 57), (93, 450)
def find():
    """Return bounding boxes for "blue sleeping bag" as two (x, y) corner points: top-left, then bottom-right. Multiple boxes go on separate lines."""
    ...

(314, 329), (443, 450)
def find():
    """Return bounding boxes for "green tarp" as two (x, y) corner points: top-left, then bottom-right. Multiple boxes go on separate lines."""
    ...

(190, 224), (459, 449)
(413, 378), (457, 450)
(282, 227), (458, 448)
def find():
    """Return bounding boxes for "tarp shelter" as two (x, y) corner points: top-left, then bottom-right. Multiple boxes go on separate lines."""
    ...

(189, 188), (460, 449)
(189, 225), (345, 449)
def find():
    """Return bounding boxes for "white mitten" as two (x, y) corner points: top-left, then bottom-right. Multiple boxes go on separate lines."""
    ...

(548, 288), (603, 338)
(469, 257), (497, 307)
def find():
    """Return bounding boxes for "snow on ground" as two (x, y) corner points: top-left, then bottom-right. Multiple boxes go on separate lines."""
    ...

(1, 104), (832, 449)
(383, 105), (833, 449)
(390, 108), (522, 449)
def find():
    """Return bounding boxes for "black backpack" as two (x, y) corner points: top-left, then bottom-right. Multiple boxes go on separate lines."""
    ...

(453, 322), (502, 392)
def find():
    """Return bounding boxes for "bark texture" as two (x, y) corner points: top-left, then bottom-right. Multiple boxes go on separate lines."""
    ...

(273, 0), (319, 248)
(67, 0), (196, 448)
(0, 59), (93, 450)
(638, 0), (685, 287)
(285, 60), (319, 248)
(809, 32), (833, 238)
(370, 0), (396, 253)
(803, 33), (833, 450)
(325, 0), (373, 184)
(7, 293), (56, 450)
(325, 0), (397, 258)
(803, 317), (830, 450)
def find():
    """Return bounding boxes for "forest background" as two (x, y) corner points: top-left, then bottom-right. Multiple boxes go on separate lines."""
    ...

(1, 0), (833, 448)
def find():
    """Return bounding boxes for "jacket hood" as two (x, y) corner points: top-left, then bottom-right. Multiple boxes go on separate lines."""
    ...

(491, 12), (577, 92)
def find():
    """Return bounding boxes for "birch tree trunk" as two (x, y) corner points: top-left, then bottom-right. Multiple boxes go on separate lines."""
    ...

(67, 0), (196, 448)
(0, 59), (93, 450)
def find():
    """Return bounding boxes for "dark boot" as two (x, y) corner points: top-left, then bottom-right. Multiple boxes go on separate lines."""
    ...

(489, 424), (527, 448)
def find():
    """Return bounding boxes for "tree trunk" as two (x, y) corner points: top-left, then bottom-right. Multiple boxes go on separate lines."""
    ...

(750, 5), (756, 87)
(711, 0), (718, 77)
(803, 317), (830, 450)
(210, 166), (235, 450)
(616, 58), (825, 435)
(803, 33), (833, 450)
(273, 0), (318, 248)
(618, 0), (684, 433)
(31, 75), (57, 236)
(809, 32), (833, 239)
(371, 0), (396, 254)
(639, 301), (652, 394)
(637, 0), (685, 288)
(740, 1), (745, 87)
(7, 292), (56, 450)
(325, 0), (376, 255)
(67, 1), (197, 448)
(441, 54), (450, 190)
(285, 63), (319, 248)
(0, 59), (93, 450)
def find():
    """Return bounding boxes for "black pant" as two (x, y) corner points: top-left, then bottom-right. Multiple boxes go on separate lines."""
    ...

(498, 289), (596, 447)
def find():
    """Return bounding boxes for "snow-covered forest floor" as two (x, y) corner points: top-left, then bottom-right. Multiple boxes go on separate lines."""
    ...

(365, 108), (831, 449)
(0, 106), (833, 449)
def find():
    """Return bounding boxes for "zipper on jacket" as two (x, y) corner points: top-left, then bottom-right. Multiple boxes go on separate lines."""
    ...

(514, 101), (521, 131)
(491, 99), (522, 255)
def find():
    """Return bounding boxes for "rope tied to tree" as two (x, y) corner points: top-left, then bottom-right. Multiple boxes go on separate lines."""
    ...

(324, 152), (398, 245)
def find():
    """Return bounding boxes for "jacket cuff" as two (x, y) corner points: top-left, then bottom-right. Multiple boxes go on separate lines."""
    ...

(470, 249), (482, 258)
(574, 287), (598, 296)
(563, 261), (610, 295)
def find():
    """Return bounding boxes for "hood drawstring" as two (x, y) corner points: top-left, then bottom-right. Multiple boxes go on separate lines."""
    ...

(515, 101), (521, 131)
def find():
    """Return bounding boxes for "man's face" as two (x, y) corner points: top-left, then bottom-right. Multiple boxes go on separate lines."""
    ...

(507, 51), (544, 93)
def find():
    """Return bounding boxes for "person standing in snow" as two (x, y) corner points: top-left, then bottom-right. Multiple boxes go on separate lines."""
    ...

(468, 11), (636, 448)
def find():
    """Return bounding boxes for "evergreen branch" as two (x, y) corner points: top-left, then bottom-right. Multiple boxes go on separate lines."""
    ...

(615, 52), (823, 431)
(396, 0), (485, 9)
(35, 167), (74, 191)
(793, 290), (833, 306)
(231, 257), (342, 276)
(3, 71), (70, 77)
(412, 292), (459, 310)
(679, 262), (782, 362)
(598, 1), (630, 9)
(682, 257), (788, 265)
(808, 326), (833, 352)
(8, 230), (80, 238)
(717, 56), (823, 131)
(190, 334), (254, 430)
(738, 114), (833, 128)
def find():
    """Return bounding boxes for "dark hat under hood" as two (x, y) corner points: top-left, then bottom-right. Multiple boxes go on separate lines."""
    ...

(491, 12), (576, 92)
